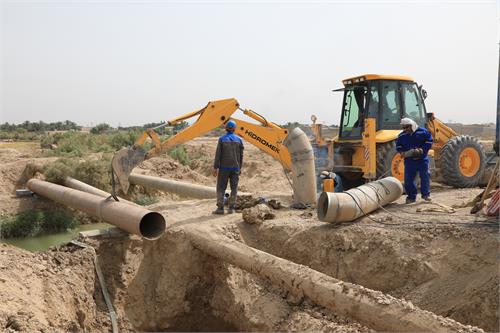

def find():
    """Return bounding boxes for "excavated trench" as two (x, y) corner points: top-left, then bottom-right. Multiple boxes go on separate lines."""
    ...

(92, 215), (498, 332)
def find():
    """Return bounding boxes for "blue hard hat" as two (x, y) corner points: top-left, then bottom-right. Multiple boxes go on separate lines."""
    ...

(226, 120), (237, 129)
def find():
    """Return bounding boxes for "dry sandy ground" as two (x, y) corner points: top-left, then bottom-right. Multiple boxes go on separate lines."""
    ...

(0, 138), (498, 332)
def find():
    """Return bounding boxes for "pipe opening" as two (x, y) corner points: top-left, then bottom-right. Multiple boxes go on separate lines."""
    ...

(139, 212), (166, 240)
(317, 192), (329, 221)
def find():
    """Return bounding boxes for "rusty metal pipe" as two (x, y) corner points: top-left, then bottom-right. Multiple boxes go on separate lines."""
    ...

(27, 179), (166, 240)
(62, 176), (137, 206)
(129, 173), (217, 199)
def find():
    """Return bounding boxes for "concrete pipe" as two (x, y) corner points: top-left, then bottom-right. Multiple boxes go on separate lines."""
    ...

(27, 179), (166, 240)
(317, 176), (403, 223)
(184, 226), (478, 332)
(283, 128), (317, 206)
(129, 173), (217, 199)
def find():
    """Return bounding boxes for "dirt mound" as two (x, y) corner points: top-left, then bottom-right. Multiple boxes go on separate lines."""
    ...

(0, 158), (59, 215)
(0, 243), (108, 332)
(136, 156), (212, 186)
(242, 204), (275, 224)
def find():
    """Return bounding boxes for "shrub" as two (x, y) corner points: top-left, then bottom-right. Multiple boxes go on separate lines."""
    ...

(43, 156), (112, 191)
(74, 157), (112, 191)
(40, 134), (56, 149)
(43, 158), (79, 183)
(0, 210), (44, 238)
(42, 210), (77, 233)
(133, 195), (159, 206)
(168, 145), (190, 165)
(0, 210), (77, 238)
(109, 130), (142, 150)
(90, 123), (111, 134)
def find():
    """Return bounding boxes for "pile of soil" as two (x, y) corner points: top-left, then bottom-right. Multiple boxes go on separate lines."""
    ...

(0, 243), (109, 332)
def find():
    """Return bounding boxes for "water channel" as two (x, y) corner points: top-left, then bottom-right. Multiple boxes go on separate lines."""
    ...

(1, 223), (111, 252)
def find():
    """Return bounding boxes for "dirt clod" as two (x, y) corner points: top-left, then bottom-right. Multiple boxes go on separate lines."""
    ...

(242, 204), (276, 224)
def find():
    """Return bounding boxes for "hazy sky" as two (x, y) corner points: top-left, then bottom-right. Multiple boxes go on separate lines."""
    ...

(0, 0), (498, 127)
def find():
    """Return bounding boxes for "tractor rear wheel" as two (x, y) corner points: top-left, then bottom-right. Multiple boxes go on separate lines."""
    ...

(376, 141), (405, 181)
(440, 135), (485, 188)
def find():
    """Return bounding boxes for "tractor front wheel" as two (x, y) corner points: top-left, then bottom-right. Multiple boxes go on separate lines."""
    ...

(440, 135), (485, 188)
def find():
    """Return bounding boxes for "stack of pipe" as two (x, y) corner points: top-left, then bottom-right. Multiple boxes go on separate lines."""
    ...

(27, 179), (165, 240)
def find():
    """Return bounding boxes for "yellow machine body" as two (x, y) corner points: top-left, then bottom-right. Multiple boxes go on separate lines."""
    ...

(313, 74), (484, 188)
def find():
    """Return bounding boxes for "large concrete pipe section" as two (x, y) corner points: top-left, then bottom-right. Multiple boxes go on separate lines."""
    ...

(27, 179), (166, 240)
(129, 173), (217, 199)
(283, 128), (317, 206)
(184, 225), (478, 332)
(317, 176), (403, 223)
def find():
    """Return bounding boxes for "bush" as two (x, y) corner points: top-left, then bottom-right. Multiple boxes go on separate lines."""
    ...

(43, 156), (112, 191)
(40, 134), (56, 149)
(0, 210), (77, 238)
(74, 157), (112, 191)
(133, 195), (159, 206)
(168, 145), (190, 165)
(43, 158), (79, 183)
(42, 210), (77, 233)
(0, 210), (44, 238)
(41, 130), (146, 156)
(90, 123), (111, 134)
(109, 130), (142, 150)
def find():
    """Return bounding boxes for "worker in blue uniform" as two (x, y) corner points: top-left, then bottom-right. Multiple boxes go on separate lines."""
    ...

(396, 118), (434, 204)
(213, 120), (244, 214)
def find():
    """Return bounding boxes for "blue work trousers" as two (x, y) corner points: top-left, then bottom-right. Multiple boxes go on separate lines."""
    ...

(404, 158), (430, 200)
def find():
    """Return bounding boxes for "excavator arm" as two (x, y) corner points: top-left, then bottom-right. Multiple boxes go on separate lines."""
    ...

(111, 98), (291, 193)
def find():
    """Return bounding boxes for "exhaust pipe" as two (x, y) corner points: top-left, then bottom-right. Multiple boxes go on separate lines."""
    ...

(283, 128), (317, 206)
(129, 173), (217, 199)
(317, 177), (403, 223)
(27, 179), (166, 240)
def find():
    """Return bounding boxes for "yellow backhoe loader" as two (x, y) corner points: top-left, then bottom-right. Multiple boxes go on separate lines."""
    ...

(312, 74), (487, 189)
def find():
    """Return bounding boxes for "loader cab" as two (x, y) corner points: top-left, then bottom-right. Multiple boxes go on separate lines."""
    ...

(338, 75), (427, 140)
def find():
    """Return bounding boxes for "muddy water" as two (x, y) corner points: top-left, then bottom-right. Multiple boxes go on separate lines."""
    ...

(1, 223), (111, 251)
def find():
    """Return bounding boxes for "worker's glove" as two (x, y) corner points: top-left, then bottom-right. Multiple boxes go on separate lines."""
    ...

(403, 148), (424, 158)
(320, 171), (336, 179)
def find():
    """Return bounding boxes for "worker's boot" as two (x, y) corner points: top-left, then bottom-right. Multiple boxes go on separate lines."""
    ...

(405, 197), (416, 204)
(212, 207), (224, 215)
(227, 206), (236, 214)
(422, 196), (432, 202)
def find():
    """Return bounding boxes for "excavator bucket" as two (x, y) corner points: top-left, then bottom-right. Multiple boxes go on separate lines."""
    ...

(111, 146), (147, 193)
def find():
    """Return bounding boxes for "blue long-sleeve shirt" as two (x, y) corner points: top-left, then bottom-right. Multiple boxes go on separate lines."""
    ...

(396, 127), (433, 159)
(214, 132), (244, 171)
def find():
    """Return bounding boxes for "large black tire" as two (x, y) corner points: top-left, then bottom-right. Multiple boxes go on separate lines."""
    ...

(376, 141), (404, 180)
(440, 135), (485, 188)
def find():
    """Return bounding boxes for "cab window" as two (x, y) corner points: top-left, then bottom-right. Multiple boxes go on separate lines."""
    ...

(340, 87), (365, 138)
(366, 83), (379, 118)
(381, 81), (402, 126)
(401, 82), (425, 126)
